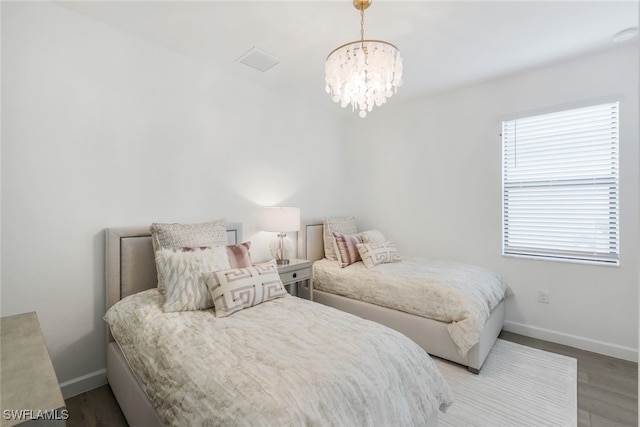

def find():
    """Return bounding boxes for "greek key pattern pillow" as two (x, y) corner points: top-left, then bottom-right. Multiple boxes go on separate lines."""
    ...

(356, 242), (401, 269)
(205, 261), (287, 318)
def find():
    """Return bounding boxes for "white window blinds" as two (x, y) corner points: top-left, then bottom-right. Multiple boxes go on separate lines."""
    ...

(502, 102), (619, 265)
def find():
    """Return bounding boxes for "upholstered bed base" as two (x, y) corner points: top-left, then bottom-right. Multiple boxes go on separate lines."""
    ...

(313, 290), (505, 373)
(107, 342), (163, 427)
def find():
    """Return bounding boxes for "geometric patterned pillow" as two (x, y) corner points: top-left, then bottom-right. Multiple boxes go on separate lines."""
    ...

(356, 242), (401, 269)
(150, 219), (228, 293)
(205, 260), (287, 318)
(323, 216), (358, 261)
(150, 219), (228, 250)
(333, 232), (363, 268)
(155, 247), (231, 312)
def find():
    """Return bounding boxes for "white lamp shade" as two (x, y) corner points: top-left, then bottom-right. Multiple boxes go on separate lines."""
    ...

(260, 207), (300, 232)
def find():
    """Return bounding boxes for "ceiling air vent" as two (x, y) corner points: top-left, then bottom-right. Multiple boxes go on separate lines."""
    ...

(236, 47), (280, 72)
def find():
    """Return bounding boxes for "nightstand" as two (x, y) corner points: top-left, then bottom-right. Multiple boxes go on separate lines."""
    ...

(276, 259), (312, 298)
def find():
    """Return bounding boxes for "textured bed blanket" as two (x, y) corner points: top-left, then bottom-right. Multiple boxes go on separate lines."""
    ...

(313, 258), (512, 356)
(105, 290), (453, 426)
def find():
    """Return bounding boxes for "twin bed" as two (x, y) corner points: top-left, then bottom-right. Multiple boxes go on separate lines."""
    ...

(105, 222), (454, 426)
(301, 220), (511, 373)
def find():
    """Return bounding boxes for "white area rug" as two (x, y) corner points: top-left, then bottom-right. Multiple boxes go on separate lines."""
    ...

(434, 339), (577, 427)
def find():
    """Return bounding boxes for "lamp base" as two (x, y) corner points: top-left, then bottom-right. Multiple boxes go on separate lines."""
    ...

(270, 233), (293, 266)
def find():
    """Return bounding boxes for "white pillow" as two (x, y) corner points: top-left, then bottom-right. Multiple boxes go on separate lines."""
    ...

(204, 260), (287, 318)
(357, 242), (401, 269)
(358, 229), (387, 244)
(323, 216), (358, 261)
(155, 247), (230, 312)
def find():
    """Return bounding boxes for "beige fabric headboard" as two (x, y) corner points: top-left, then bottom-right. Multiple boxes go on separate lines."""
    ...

(105, 223), (243, 313)
(299, 222), (324, 262)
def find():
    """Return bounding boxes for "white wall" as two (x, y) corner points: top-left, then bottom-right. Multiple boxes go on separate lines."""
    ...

(1, 2), (350, 397)
(345, 43), (639, 361)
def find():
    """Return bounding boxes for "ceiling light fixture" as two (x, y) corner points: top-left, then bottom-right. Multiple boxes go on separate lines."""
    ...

(325, 0), (403, 118)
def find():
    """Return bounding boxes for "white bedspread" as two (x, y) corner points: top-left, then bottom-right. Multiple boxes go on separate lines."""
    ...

(105, 290), (453, 426)
(313, 258), (512, 357)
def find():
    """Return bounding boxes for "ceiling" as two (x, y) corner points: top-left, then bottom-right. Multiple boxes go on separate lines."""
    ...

(56, 1), (638, 117)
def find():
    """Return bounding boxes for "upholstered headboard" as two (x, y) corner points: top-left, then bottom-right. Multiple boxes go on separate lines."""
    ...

(105, 223), (243, 313)
(300, 222), (324, 262)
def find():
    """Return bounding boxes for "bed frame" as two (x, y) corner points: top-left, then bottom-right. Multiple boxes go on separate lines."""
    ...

(104, 224), (242, 427)
(300, 223), (505, 373)
(106, 224), (449, 426)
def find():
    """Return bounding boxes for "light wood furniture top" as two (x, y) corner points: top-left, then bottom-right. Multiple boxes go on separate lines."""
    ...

(1, 312), (66, 426)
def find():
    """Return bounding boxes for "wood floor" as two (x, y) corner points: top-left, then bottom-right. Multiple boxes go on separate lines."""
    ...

(65, 332), (637, 427)
(500, 331), (638, 427)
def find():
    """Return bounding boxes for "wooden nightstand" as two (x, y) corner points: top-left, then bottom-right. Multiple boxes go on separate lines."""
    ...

(276, 259), (312, 298)
(1, 312), (67, 426)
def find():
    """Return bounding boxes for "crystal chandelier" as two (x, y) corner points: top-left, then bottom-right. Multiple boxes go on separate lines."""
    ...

(325, 0), (403, 118)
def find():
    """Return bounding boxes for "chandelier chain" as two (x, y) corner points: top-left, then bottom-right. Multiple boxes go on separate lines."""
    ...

(360, 4), (367, 52)
(360, 5), (365, 42)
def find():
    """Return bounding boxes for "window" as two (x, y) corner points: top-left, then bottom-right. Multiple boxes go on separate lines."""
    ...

(502, 102), (619, 265)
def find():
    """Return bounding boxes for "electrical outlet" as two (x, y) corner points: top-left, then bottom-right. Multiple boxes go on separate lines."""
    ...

(538, 289), (550, 304)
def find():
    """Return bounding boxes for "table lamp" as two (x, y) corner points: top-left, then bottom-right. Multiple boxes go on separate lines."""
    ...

(260, 207), (300, 265)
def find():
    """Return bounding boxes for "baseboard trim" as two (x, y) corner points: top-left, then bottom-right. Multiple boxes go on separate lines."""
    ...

(503, 321), (638, 362)
(59, 368), (108, 399)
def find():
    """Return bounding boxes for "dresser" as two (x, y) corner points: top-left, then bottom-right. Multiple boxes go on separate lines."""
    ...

(1, 312), (66, 426)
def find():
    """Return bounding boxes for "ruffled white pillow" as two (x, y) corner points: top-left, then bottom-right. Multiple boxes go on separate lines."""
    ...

(150, 219), (228, 293)
(155, 247), (230, 312)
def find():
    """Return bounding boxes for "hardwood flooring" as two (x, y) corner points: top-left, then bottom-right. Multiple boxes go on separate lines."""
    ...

(500, 331), (638, 427)
(64, 333), (637, 426)
(65, 383), (127, 427)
